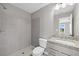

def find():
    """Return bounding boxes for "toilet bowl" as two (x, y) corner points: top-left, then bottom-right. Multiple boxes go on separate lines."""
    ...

(32, 47), (44, 56)
(32, 38), (47, 56)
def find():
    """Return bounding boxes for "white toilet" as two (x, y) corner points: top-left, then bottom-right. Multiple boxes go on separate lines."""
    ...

(32, 38), (47, 56)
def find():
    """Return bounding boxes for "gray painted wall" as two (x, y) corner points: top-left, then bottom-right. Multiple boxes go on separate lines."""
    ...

(73, 4), (79, 37)
(31, 17), (40, 46)
(31, 4), (55, 46)
(0, 4), (31, 55)
(31, 3), (76, 47)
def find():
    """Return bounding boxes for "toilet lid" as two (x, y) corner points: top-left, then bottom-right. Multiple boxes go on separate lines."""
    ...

(33, 47), (44, 55)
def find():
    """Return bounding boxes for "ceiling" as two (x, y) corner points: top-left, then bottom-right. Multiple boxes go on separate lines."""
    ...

(11, 3), (50, 14)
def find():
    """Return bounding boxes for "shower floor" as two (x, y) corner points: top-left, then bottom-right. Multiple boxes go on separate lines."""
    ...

(10, 46), (34, 56)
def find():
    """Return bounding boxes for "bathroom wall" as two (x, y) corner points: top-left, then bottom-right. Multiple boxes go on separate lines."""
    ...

(31, 3), (75, 46)
(53, 3), (79, 37)
(73, 4), (79, 37)
(31, 17), (40, 46)
(31, 4), (55, 46)
(0, 4), (31, 55)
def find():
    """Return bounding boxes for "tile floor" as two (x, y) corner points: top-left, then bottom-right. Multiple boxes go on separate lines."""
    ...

(10, 46), (34, 56)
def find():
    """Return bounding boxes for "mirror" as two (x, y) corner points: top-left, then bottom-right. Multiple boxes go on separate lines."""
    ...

(58, 14), (72, 36)
(53, 4), (74, 37)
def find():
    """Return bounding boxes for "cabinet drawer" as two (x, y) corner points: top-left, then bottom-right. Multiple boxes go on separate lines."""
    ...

(45, 48), (56, 56)
(47, 42), (79, 56)
(45, 48), (67, 56)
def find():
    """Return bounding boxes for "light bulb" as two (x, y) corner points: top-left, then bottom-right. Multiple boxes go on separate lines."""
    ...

(54, 4), (60, 10)
(62, 3), (66, 8)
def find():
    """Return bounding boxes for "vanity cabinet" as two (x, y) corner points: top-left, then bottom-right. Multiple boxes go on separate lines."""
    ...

(44, 41), (79, 56)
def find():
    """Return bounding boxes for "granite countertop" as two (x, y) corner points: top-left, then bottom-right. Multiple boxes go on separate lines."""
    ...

(48, 36), (79, 49)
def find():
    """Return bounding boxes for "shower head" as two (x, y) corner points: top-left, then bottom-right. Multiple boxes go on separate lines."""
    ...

(0, 4), (7, 9)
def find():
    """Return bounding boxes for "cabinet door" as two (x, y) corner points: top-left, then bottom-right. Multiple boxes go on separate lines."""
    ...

(45, 47), (67, 56)
(47, 42), (79, 56)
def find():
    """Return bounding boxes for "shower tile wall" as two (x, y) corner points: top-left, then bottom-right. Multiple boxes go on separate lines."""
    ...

(0, 4), (31, 55)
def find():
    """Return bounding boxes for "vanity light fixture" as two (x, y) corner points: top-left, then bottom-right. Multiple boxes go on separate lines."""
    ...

(54, 3), (74, 10)
(54, 3), (60, 10)
(62, 3), (66, 8)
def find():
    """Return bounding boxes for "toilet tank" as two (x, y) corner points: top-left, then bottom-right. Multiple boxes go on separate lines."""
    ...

(39, 38), (47, 48)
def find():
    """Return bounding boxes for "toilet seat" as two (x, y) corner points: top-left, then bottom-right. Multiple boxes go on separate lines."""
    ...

(33, 47), (44, 56)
